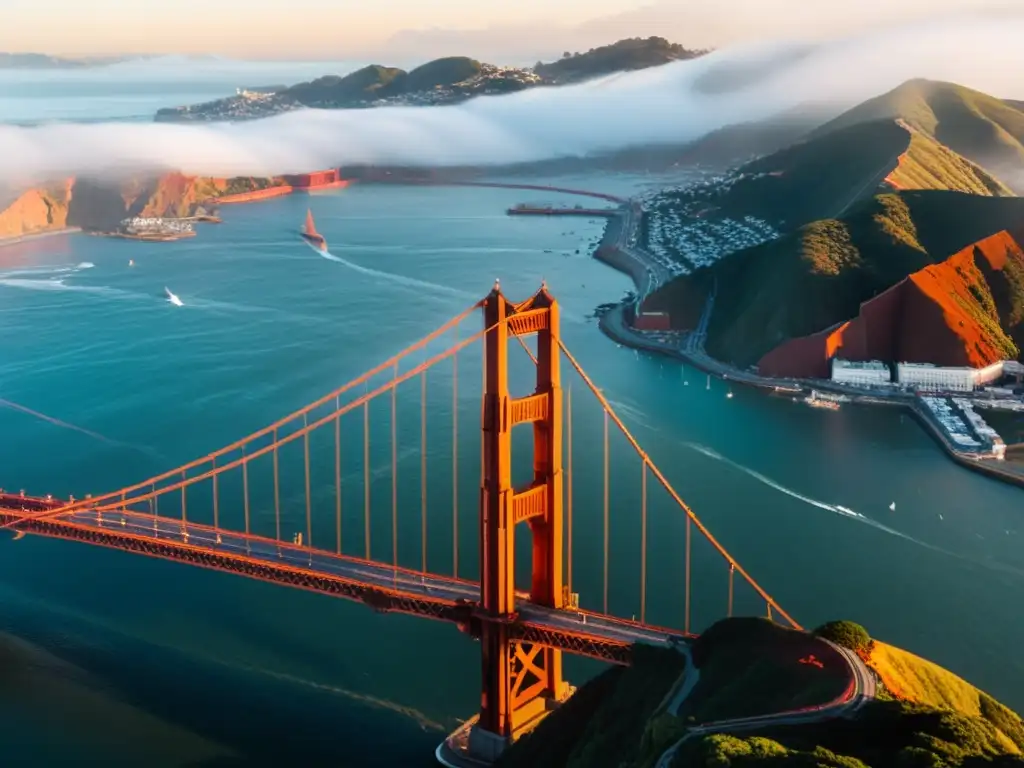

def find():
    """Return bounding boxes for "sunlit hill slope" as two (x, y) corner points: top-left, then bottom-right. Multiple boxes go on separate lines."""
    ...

(645, 79), (1024, 375)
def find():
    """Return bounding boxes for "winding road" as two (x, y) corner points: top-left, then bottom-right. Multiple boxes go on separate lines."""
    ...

(654, 638), (876, 768)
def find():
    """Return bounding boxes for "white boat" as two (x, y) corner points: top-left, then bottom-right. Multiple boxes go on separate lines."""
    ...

(889, 502), (896, 512)
(164, 287), (183, 306)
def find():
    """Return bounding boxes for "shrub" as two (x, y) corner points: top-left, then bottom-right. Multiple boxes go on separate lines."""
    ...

(813, 621), (872, 653)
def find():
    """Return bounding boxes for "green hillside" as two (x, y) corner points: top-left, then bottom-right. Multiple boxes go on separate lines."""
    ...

(534, 36), (705, 83)
(813, 79), (1024, 192)
(402, 56), (482, 91)
(284, 65), (406, 105)
(643, 191), (1024, 367)
(497, 619), (1024, 768)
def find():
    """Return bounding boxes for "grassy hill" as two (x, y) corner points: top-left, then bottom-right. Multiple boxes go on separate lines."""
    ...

(497, 619), (1024, 768)
(283, 65), (407, 106)
(534, 36), (705, 83)
(813, 79), (1024, 193)
(644, 191), (1024, 368)
(700, 118), (1009, 232)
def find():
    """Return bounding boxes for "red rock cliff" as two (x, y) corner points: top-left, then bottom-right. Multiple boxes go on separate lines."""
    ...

(0, 174), (285, 237)
(758, 230), (1024, 377)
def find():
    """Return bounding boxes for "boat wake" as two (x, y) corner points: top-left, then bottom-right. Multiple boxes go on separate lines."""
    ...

(310, 242), (475, 300)
(681, 441), (1024, 578)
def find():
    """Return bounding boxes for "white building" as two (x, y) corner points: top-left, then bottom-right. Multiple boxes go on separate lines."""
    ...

(831, 359), (891, 386)
(896, 360), (1007, 392)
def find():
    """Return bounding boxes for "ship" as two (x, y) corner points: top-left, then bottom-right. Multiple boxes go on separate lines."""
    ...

(804, 390), (840, 411)
(300, 209), (327, 251)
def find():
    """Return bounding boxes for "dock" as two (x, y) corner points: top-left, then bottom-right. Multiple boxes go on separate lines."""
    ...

(507, 205), (618, 217)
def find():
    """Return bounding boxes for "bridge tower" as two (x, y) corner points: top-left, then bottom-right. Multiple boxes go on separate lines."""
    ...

(468, 281), (571, 761)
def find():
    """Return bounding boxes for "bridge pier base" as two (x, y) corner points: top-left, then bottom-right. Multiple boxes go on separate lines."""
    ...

(435, 685), (575, 767)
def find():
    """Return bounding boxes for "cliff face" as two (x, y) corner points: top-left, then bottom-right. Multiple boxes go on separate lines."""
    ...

(758, 230), (1024, 377)
(0, 174), (280, 237)
(0, 180), (74, 238)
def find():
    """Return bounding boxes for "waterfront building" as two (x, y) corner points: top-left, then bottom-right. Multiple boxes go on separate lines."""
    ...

(831, 359), (891, 386)
(897, 361), (1007, 392)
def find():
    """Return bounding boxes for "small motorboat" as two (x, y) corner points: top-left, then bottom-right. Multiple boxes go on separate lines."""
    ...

(164, 287), (183, 306)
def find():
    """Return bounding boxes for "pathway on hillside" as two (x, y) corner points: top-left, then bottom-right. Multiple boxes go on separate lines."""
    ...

(653, 639), (877, 768)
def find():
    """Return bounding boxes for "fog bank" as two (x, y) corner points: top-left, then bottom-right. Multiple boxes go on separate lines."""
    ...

(2, 14), (1023, 186)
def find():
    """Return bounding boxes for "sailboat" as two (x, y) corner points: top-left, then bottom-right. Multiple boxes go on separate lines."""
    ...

(889, 502), (896, 512)
(300, 209), (327, 251)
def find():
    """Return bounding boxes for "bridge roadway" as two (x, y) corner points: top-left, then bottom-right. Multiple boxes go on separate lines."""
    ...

(0, 494), (681, 663)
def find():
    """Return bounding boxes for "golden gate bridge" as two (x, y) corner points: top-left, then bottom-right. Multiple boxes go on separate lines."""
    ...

(0, 282), (798, 765)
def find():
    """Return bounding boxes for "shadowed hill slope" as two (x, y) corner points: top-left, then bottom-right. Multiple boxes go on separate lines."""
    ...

(644, 191), (1024, 369)
(813, 79), (1024, 192)
(534, 36), (705, 83)
(692, 118), (1008, 235)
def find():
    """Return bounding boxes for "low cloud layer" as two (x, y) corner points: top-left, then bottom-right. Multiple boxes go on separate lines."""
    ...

(2, 14), (1023, 186)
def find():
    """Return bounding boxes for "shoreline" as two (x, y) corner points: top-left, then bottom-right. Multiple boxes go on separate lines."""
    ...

(0, 227), (82, 249)
(577, 192), (1024, 492)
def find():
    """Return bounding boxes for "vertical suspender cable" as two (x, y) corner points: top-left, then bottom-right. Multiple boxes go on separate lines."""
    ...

(566, 386), (573, 597)
(452, 335), (459, 578)
(421, 370), (428, 575)
(392, 362), (398, 572)
(304, 413), (312, 553)
(364, 400), (371, 560)
(685, 513), (692, 635)
(335, 395), (342, 555)
(181, 469), (187, 526)
(640, 459), (647, 625)
(242, 444), (251, 555)
(273, 427), (281, 544)
(603, 409), (610, 615)
(212, 456), (219, 532)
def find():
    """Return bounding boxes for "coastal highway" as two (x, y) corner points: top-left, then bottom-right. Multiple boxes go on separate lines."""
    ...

(654, 638), (876, 768)
(0, 500), (682, 654)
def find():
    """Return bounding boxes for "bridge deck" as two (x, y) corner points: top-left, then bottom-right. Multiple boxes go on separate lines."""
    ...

(0, 497), (683, 663)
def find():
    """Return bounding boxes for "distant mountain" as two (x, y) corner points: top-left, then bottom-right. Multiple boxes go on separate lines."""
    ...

(812, 79), (1024, 193)
(0, 52), (126, 69)
(154, 37), (706, 123)
(533, 36), (706, 84)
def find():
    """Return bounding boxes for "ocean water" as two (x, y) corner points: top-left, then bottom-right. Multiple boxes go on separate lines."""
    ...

(0, 58), (367, 124)
(1, 181), (1023, 766)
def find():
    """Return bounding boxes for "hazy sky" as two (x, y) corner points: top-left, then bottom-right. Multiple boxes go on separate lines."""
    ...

(3, 0), (1020, 61)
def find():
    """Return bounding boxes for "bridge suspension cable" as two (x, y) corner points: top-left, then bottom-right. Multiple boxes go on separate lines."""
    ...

(42, 302), (484, 517)
(1, 322), (493, 532)
(555, 337), (802, 631)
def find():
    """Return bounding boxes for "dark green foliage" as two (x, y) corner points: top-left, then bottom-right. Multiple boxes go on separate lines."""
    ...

(813, 621), (872, 653)
(493, 665), (626, 768)
(671, 700), (1024, 768)
(680, 619), (850, 724)
(979, 694), (1024, 750)
(565, 645), (686, 768)
(534, 37), (705, 83)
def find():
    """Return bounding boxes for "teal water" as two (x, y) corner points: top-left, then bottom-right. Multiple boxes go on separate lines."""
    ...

(1, 180), (1023, 765)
